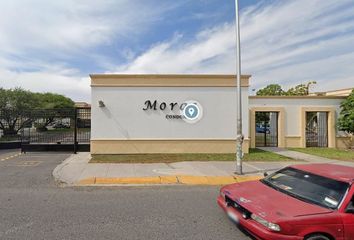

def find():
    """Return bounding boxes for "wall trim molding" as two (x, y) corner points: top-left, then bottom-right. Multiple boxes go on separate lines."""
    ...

(91, 139), (250, 154)
(90, 74), (251, 87)
(91, 138), (248, 141)
(249, 96), (346, 99)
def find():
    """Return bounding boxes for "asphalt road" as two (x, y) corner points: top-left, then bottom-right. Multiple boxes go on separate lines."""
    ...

(0, 150), (252, 240)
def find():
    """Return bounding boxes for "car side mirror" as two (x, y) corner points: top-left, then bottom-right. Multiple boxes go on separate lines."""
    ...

(263, 172), (268, 177)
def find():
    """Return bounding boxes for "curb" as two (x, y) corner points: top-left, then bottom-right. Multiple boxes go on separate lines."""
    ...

(78, 175), (262, 186)
(53, 153), (85, 186)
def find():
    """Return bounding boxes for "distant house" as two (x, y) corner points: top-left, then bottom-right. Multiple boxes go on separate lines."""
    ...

(74, 102), (91, 128)
(310, 88), (353, 97)
(74, 102), (91, 108)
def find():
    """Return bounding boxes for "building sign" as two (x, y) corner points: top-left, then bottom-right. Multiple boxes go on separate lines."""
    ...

(142, 100), (203, 123)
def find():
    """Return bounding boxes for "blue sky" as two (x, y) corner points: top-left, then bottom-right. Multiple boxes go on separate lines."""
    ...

(0, 0), (353, 101)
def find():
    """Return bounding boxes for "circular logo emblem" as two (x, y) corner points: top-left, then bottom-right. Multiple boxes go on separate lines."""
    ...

(181, 100), (203, 123)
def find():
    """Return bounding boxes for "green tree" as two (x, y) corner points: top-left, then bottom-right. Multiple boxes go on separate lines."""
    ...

(256, 81), (317, 96)
(338, 89), (354, 134)
(286, 81), (316, 96)
(0, 88), (39, 135)
(33, 93), (75, 131)
(0, 88), (75, 135)
(256, 84), (285, 96)
(35, 92), (74, 109)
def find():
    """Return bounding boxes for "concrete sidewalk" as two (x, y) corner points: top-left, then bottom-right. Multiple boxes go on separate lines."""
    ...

(53, 153), (303, 186)
(53, 149), (354, 186)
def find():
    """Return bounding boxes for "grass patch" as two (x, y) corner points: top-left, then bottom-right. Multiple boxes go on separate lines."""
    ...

(90, 148), (293, 163)
(0, 135), (21, 142)
(244, 148), (293, 161)
(289, 148), (354, 161)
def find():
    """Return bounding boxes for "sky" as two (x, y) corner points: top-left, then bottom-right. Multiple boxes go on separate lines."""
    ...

(0, 0), (353, 102)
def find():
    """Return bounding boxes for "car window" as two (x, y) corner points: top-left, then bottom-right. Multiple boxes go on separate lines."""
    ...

(346, 195), (354, 212)
(261, 167), (350, 209)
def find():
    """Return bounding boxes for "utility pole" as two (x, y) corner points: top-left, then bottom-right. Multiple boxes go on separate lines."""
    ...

(234, 0), (243, 175)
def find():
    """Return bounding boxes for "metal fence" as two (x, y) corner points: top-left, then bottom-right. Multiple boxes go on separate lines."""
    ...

(0, 109), (26, 149)
(255, 112), (278, 147)
(0, 108), (91, 152)
(306, 112), (328, 147)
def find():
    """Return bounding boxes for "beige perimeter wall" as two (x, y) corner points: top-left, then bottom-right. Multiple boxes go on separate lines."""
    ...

(249, 96), (347, 149)
(91, 74), (250, 154)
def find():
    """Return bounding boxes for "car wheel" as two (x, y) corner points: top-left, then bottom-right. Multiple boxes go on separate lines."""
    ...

(305, 234), (331, 240)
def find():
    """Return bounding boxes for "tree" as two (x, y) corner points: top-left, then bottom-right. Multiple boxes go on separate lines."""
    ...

(286, 81), (317, 96)
(33, 93), (75, 131)
(338, 89), (354, 134)
(0, 88), (39, 135)
(0, 88), (75, 135)
(256, 81), (317, 96)
(35, 92), (74, 109)
(256, 84), (285, 96)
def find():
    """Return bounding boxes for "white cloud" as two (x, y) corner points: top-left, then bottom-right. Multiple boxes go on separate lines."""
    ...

(0, 65), (90, 101)
(1, 0), (354, 102)
(0, 0), (180, 101)
(117, 0), (354, 92)
(0, 0), (175, 55)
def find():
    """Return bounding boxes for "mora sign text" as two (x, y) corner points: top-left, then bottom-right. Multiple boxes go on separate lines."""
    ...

(142, 100), (187, 111)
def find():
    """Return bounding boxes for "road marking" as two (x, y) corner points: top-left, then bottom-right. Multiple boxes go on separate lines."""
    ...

(14, 161), (42, 167)
(0, 152), (21, 161)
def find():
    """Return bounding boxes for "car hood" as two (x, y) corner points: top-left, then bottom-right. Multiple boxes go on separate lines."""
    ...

(223, 180), (333, 221)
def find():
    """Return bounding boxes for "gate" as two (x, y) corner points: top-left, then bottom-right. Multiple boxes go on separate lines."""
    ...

(306, 112), (328, 147)
(20, 108), (90, 153)
(255, 112), (278, 147)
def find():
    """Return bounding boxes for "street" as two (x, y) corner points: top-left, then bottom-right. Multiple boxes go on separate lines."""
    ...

(0, 150), (252, 240)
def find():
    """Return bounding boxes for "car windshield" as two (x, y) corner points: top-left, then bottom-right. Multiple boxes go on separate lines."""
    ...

(261, 167), (349, 209)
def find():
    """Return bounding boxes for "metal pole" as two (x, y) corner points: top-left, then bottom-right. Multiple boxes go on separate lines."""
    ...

(74, 108), (78, 154)
(234, 0), (243, 175)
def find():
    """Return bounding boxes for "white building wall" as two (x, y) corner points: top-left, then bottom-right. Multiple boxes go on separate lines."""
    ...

(249, 97), (343, 137)
(91, 87), (249, 140)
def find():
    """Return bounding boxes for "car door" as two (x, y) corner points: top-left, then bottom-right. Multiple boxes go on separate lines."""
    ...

(343, 192), (354, 239)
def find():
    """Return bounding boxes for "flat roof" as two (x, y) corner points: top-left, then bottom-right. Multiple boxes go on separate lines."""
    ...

(90, 74), (251, 87)
(249, 95), (346, 99)
(325, 87), (353, 93)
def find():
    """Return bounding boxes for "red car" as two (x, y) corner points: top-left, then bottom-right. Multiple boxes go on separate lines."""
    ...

(217, 164), (354, 240)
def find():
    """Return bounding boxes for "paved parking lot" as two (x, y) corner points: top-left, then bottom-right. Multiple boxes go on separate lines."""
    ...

(0, 149), (252, 240)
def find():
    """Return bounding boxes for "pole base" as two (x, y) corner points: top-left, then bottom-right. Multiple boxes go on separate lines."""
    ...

(235, 167), (243, 175)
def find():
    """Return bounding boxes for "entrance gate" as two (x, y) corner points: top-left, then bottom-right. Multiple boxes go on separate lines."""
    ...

(20, 108), (90, 153)
(255, 112), (278, 147)
(305, 112), (328, 147)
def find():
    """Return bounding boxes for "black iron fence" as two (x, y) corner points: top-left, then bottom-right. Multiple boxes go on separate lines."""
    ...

(0, 108), (90, 152)
(255, 112), (279, 147)
(306, 112), (328, 147)
(0, 109), (25, 149)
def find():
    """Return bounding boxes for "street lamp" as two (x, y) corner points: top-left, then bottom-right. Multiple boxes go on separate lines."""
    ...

(234, 0), (243, 175)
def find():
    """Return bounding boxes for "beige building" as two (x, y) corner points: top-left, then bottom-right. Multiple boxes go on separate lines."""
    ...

(249, 96), (350, 149)
(90, 74), (352, 155)
(310, 87), (353, 97)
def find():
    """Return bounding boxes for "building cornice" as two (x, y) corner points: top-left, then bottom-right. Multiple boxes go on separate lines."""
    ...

(90, 74), (251, 87)
(249, 95), (346, 99)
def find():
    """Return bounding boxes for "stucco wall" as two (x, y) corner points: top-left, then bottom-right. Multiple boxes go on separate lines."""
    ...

(92, 87), (249, 140)
(249, 97), (346, 148)
(249, 97), (343, 137)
